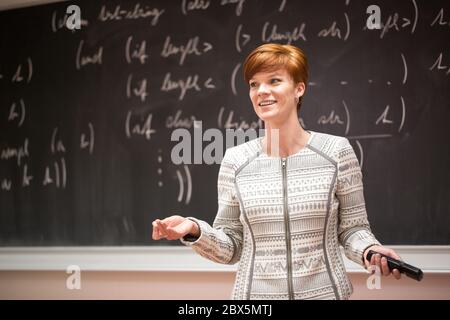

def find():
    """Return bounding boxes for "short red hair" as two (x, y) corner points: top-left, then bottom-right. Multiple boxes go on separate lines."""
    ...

(243, 43), (309, 109)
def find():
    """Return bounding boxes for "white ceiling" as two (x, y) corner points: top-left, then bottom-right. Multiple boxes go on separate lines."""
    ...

(0, 0), (66, 11)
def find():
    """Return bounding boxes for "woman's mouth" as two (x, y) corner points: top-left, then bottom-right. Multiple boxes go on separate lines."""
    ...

(258, 100), (277, 107)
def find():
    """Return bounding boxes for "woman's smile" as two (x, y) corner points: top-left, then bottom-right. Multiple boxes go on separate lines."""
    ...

(258, 100), (277, 107)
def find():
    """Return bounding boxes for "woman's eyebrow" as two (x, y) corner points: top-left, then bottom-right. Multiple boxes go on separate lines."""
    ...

(267, 72), (283, 76)
(251, 72), (284, 81)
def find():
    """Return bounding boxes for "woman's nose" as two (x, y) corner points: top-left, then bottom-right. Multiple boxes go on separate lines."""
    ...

(257, 83), (270, 95)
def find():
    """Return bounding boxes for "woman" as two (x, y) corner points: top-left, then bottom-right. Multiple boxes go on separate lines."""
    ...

(152, 43), (401, 300)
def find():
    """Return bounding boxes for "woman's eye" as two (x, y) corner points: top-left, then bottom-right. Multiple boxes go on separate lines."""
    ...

(271, 78), (281, 84)
(249, 82), (257, 88)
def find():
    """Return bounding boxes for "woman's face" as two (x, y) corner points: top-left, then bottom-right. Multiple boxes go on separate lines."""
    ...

(249, 68), (305, 125)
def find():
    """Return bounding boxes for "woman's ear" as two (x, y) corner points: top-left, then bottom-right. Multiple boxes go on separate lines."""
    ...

(296, 82), (306, 97)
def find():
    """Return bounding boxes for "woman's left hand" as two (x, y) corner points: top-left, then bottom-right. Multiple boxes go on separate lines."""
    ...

(363, 245), (402, 280)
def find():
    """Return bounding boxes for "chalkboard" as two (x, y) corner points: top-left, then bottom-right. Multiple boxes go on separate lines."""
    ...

(0, 0), (449, 246)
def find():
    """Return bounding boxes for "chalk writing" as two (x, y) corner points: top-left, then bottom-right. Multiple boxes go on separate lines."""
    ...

(51, 9), (88, 33)
(50, 128), (66, 154)
(42, 158), (67, 189)
(317, 110), (345, 125)
(125, 111), (156, 140)
(11, 57), (33, 83)
(220, 0), (246, 17)
(181, 0), (210, 15)
(217, 107), (262, 130)
(126, 74), (149, 102)
(262, 21), (307, 44)
(98, 4), (164, 26)
(0, 138), (29, 167)
(8, 98), (26, 127)
(161, 36), (213, 66)
(430, 8), (450, 27)
(80, 122), (95, 155)
(125, 36), (148, 64)
(76, 40), (103, 70)
(22, 164), (33, 187)
(166, 110), (197, 129)
(161, 72), (215, 100)
(429, 53), (450, 75)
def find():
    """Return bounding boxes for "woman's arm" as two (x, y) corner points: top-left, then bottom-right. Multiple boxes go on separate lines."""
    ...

(335, 138), (380, 264)
(335, 138), (401, 279)
(179, 149), (244, 265)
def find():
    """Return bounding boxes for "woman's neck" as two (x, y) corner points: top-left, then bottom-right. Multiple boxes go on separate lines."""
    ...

(263, 117), (310, 158)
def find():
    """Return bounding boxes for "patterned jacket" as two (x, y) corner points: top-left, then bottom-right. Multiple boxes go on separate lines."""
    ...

(181, 131), (380, 300)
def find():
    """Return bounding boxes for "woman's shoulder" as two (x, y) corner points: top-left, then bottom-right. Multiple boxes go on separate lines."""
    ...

(221, 137), (262, 168)
(309, 130), (349, 144)
(308, 131), (351, 157)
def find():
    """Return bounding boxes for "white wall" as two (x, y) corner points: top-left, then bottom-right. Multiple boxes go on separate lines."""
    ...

(1, 246), (449, 299)
(1, 271), (449, 300)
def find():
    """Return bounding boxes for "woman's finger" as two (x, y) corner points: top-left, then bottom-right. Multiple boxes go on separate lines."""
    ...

(152, 221), (162, 240)
(367, 253), (376, 274)
(157, 220), (168, 237)
(157, 222), (169, 239)
(393, 269), (402, 280)
(380, 257), (390, 276)
(151, 222), (158, 240)
(373, 254), (381, 275)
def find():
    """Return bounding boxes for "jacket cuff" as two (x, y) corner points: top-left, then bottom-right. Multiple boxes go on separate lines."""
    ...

(179, 217), (206, 246)
(344, 229), (381, 266)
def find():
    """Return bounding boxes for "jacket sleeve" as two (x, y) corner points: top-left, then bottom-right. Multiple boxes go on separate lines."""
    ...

(335, 138), (380, 266)
(180, 149), (243, 265)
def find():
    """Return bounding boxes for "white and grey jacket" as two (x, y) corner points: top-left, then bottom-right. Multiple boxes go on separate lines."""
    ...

(181, 131), (380, 300)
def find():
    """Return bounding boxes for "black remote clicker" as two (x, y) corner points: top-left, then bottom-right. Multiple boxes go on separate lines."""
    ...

(367, 250), (424, 281)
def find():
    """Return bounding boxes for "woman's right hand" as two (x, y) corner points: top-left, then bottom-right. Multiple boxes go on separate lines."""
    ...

(152, 215), (199, 240)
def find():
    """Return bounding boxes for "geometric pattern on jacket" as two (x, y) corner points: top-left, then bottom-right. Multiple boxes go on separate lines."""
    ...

(181, 131), (380, 300)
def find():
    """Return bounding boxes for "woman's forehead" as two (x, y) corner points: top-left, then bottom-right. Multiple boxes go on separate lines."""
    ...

(251, 68), (290, 79)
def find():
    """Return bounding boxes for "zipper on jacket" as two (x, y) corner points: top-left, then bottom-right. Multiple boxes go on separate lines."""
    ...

(281, 158), (294, 300)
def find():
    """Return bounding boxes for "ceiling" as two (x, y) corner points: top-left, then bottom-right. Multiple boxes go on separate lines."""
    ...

(0, 0), (66, 11)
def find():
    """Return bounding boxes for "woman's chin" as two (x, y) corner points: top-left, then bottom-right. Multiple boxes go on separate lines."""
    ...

(256, 110), (278, 122)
